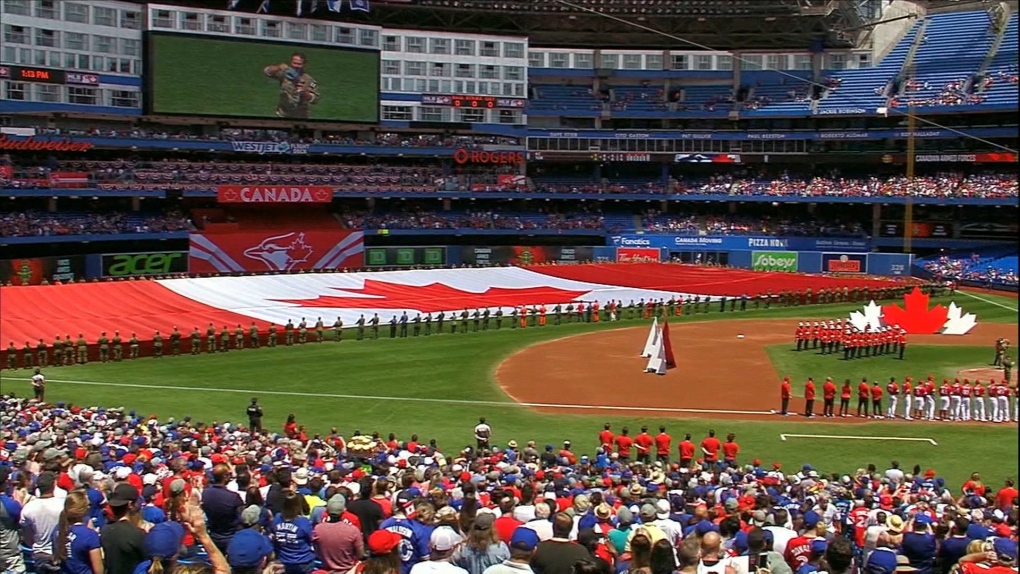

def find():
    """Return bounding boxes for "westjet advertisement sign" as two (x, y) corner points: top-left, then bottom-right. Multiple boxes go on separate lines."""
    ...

(608, 235), (870, 252)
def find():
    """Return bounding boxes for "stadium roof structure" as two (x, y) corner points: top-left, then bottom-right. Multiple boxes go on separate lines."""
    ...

(162, 0), (859, 50)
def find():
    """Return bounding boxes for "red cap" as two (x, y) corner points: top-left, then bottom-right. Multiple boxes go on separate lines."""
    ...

(75, 447), (87, 460)
(351, 469), (365, 480)
(879, 494), (893, 510)
(772, 462), (782, 470)
(210, 454), (227, 465)
(924, 469), (935, 478)
(752, 459), (761, 467)
(122, 453), (137, 466)
(367, 530), (402, 555)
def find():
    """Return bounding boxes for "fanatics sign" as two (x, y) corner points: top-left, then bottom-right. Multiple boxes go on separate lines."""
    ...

(216, 185), (334, 204)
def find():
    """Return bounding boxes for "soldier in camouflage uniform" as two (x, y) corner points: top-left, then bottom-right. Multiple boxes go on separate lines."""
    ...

(234, 324), (245, 350)
(333, 317), (343, 342)
(36, 339), (47, 367)
(63, 335), (74, 366)
(250, 322), (260, 348)
(268, 323), (278, 347)
(6, 342), (15, 370)
(220, 326), (230, 352)
(315, 317), (325, 343)
(76, 333), (88, 365)
(285, 320), (295, 346)
(112, 331), (123, 362)
(191, 327), (202, 355)
(263, 53), (320, 119)
(206, 323), (217, 353)
(22, 341), (32, 369)
(129, 333), (139, 359)
(98, 331), (110, 363)
(153, 330), (164, 358)
(52, 336), (62, 367)
(170, 327), (182, 356)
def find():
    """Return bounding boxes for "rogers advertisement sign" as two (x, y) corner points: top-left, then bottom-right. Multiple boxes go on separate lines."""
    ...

(452, 149), (526, 165)
(189, 230), (364, 274)
(616, 247), (661, 263)
(822, 253), (867, 274)
(216, 185), (334, 204)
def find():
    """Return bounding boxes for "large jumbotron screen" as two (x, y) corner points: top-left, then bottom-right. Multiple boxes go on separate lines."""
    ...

(146, 33), (380, 122)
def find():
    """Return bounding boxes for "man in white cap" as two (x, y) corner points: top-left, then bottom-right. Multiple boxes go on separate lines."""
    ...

(412, 526), (466, 574)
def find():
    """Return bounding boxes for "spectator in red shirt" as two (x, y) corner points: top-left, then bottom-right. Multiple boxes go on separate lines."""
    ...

(839, 379), (852, 417)
(779, 377), (792, 416)
(804, 378), (816, 418)
(654, 426), (671, 463)
(598, 423), (614, 448)
(962, 472), (987, 497)
(700, 430), (722, 465)
(614, 428), (634, 462)
(785, 510), (822, 570)
(995, 478), (1018, 510)
(634, 426), (654, 464)
(721, 434), (740, 467)
(678, 433), (695, 468)
(822, 377), (837, 418)
(493, 494), (523, 544)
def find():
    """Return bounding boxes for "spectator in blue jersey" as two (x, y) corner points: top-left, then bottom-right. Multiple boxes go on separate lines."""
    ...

(54, 491), (103, 574)
(938, 517), (972, 574)
(227, 528), (275, 574)
(380, 491), (434, 574)
(900, 514), (937, 574)
(270, 491), (316, 574)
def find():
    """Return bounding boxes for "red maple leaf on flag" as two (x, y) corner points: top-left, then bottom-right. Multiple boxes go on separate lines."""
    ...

(272, 280), (589, 313)
(881, 287), (949, 334)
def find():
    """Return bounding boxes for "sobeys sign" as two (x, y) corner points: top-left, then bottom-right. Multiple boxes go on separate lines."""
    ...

(102, 251), (187, 277)
(751, 251), (799, 272)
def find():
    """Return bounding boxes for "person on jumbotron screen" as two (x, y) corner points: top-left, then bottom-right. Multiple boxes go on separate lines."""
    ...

(264, 53), (319, 119)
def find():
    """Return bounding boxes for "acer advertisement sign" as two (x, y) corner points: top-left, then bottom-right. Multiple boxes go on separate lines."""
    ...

(189, 231), (364, 274)
(216, 185), (334, 204)
(102, 251), (188, 277)
(616, 248), (662, 263)
(822, 253), (867, 274)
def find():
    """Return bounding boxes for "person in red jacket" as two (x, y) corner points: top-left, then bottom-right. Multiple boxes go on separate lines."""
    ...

(614, 427), (634, 462)
(654, 426), (671, 463)
(598, 423), (614, 448)
(839, 379), (853, 417)
(804, 377), (816, 418)
(871, 381), (884, 419)
(857, 377), (871, 418)
(700, 430), (722, 465)
(634, 426), (654, 463)
(822, 377), (837, 418)
(678, 433), (695, 468)
(779, 376), (792, 416)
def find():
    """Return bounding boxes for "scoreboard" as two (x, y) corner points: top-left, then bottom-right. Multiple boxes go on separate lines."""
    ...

(421, 94), (526, 109)
(0, 65), (99, 86)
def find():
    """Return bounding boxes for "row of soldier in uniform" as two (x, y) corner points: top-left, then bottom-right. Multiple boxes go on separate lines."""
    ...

(783, 375), (1018, 422)
(794, 320), (909, 360)
(2, 298), (680, 367)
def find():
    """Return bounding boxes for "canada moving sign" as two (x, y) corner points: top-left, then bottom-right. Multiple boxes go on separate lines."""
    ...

(216, 185), (334, 203)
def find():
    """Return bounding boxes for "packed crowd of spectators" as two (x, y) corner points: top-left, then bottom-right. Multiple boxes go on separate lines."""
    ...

(35, 128), (521, 149)
(341, 210), (607, 232)
(1, 393), (1017, 574)
(922, 254), (1019, 287)
(0, 210), (192, 238)
(640, 212), (868, 237)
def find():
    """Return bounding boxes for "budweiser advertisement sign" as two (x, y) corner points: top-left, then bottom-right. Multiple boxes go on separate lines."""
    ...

(452, 149), (526, 165)
(216, 185), (334, 204)
(0, 135), (93, 152)
(617, 247), (661, 263)
(189, 230), (364, 273)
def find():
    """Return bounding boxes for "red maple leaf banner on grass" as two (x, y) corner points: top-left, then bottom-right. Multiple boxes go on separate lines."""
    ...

(881, 287), (949, 334)
(273, 280), (589, 313)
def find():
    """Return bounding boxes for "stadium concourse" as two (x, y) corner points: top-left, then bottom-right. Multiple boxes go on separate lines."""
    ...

(0, 264), (910, 347)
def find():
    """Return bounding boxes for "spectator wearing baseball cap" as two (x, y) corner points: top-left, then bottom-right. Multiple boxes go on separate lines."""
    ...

(313, 494), (365, 573)
(900, 514), (936, 574)
(483, 526), (540, 574)
(227, 528), (275, 574)
(412, 526), (467, 574)
(783, 511), (822, 571)
(353, 530), (404, 574)
(0, 467), (25, 574)
(134, 521), (186, 574)
(102, 483), (146, 574)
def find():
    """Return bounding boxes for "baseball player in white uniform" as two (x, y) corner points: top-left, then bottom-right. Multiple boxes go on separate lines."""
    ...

(903, 380), (914, 421)
(950, 382), (962, 422)
(997, 383), (1011, 423)
(925, 382), (937, 420)
(886, 378), (899, 419)
(960, 381), (972, 422)
(972, 381), (987, 422)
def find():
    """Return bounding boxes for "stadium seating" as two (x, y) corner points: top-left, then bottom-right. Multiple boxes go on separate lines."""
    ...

(739, 71), (813, 115)
(982, 13), (1019, 107)
(919, 246), (1020, 286)
(0, 211), (191, 237)
(529, 85), (603, 114)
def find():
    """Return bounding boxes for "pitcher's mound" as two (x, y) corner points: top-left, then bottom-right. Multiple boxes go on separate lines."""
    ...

(957, 367), (1016, 384)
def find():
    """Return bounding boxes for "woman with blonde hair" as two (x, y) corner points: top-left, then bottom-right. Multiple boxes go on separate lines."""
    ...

(55, 491), (103, 574)
(451, 513), (508, 574)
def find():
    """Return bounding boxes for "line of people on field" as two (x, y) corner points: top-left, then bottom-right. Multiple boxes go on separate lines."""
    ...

(779, 375), (1018, 423)
(795, 321), (908, 360)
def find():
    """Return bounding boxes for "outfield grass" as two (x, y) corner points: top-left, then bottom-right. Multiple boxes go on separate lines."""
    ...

(2, 293), (1016, 488)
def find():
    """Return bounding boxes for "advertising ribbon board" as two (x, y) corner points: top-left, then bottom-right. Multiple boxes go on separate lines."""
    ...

(751, 251), (799, 272)
(0, 255), (85, 285)
(101, 251), (188, 277)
